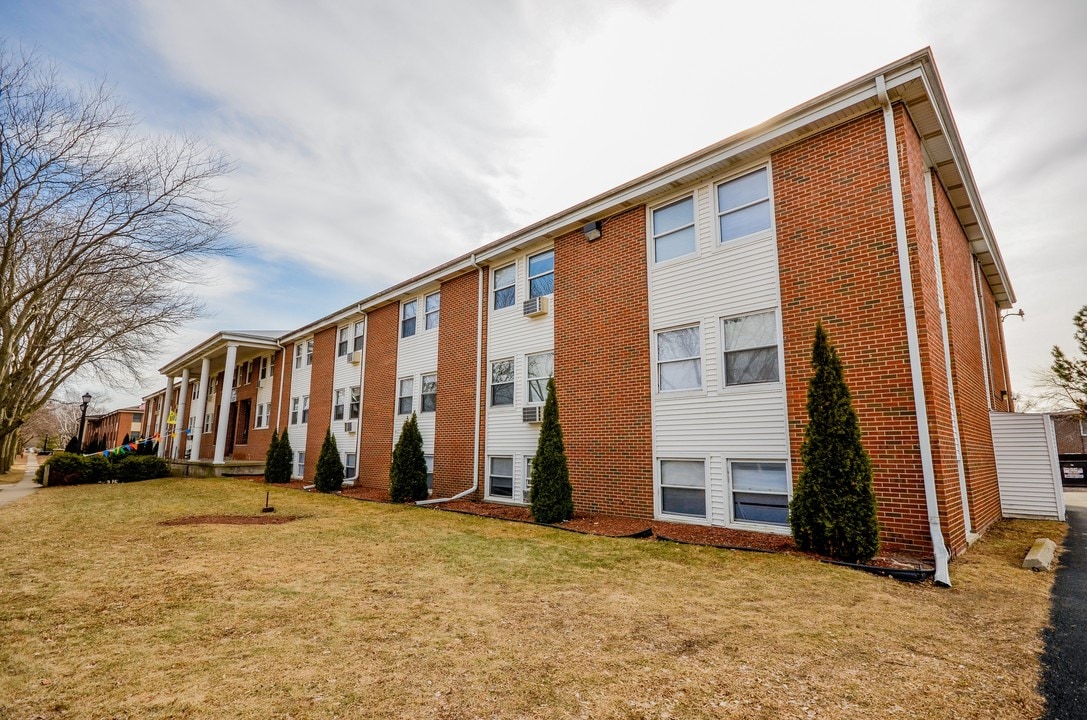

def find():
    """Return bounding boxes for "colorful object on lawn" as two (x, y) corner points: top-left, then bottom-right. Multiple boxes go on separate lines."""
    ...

(91, 434), (160, 458)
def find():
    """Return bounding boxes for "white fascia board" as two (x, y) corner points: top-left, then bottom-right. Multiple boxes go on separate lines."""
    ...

(159, 331), (283, 376)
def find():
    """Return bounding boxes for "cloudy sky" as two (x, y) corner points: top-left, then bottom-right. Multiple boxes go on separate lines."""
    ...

(7, 0), (1086, 410)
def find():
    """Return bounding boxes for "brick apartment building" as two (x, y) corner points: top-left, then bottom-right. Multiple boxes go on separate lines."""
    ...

(84, 406), (144, 449)
(146, 49), (1018, 573)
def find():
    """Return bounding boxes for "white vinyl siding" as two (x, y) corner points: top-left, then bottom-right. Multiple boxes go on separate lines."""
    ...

(395, 296), (438, 458)
(648, 163), (788, 531)
(331, 316), (365, 459)
(991, 411), (1065, 521)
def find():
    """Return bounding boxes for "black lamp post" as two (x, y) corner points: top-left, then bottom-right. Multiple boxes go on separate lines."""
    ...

(78, 392), (91, 451)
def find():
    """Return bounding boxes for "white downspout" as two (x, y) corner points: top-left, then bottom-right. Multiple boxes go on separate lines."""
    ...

(418, 257), (484, 504)
(878, 75), (951, 587)
(924, 170), (973, 540)
(274, 342), (287, 430)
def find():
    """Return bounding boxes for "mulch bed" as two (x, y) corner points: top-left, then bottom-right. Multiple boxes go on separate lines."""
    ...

(160, 515), (300, 526)
(236, 478), (932, 573)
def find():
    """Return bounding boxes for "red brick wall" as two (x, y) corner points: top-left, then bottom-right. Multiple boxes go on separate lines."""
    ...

(895, 106), (969, 553)
(933, 161), (1002, 537)
(434, 270), (482, 497)
(303, 327), (337, 480)
(773, 110), (931, 555)
(981, 282), (1012, 411)
(359, 303), (399, 490)
(231, 373), (259, 461)
(1054, 415), (1087, 456)
(554, 206), (654, 518)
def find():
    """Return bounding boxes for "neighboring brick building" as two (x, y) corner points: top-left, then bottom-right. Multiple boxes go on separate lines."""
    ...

(151, 50), (1019, 574)
(84, 406), (145, 449)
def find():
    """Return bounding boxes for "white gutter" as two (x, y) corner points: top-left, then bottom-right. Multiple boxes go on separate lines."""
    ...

(878, 74), (951, 587)
(418, 256), (484, 505)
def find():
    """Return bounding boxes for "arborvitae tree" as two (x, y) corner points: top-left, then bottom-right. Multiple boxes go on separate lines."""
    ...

(64, 435), (81, 453)
(789, 322), (880, 562)
(530, 377), (574, 524)
(278, 430), (294, 480)
(264, 428), (291, 483)
(314, 427), (344, 493)
(389, 413), (428, 502)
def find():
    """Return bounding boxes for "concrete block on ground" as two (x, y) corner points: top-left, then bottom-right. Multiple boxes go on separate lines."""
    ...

(1023, 538), (1057, 571)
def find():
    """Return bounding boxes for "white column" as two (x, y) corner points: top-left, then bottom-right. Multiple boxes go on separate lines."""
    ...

(213, 344), (238, 464)
(172, 369), (190, 460)
(190, 358), (211, 462)
(157, 375), (174, 458)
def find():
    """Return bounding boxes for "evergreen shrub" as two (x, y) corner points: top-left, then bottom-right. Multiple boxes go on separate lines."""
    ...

(530, 377), (574, 524)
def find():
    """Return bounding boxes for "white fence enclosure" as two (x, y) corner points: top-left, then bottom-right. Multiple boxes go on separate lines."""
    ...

(990, 411), (1065, 521)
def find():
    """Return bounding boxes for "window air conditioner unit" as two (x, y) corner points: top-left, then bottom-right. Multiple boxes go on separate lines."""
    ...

(348, 350), (362, 364)
(522, 406), (543, 423)
(522, 296), (549, 318)
(257, 380), (265, 390)
(344, 421), (357, 434)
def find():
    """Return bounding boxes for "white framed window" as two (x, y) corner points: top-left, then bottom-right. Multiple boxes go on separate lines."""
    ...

(493, 263), (516, 309)
(730, 461), (789, 526)
(398, 378), (414, 415)
(191, 383), (199, 399)
(204, 413), (212, 433)
(337, 326), (350, 357)
(1080, 419), (1087, 436)
(528, 249), (554, 299)
(652, 195), (696, 263)
(245, 361), (253, 385)
(660, 459), (706, 518)
(421, 373), (437, 412)
(657, 326), (701, 391)
(401, 299), (417, 338)
(305, 340), (313, 366)
(333, 389), (345, 421)
(490, 359), (514, 406)
(527, 351), (553, 404)
(523, 456), (534, 504)
(260, 355), (268, 380)
(717, 167), (771, 243)
(344, 452), (357, 479)
(722, 311), (779, 385)
(295, 451), (306, 478)
(294, 343), (303, 369)
(301, 395), (310, 424)
(349, 386), (360, 420)
(353, 321), (365, 352)
(425, 455), (434, 491)
(290, 397), (300, 425)
(425, 292), (440, 330)
(254, 403), (267, 429)
(488, 456), (514, 499)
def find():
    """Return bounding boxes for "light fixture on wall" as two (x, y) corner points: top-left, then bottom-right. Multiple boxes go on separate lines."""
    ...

(1001, 309), (1025, 322)
(582, 220), (602, 242)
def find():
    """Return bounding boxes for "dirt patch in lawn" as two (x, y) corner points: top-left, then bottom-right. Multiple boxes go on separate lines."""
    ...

(160, 514), (300, 526)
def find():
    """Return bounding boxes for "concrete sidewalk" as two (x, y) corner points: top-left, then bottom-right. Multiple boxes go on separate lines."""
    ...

(0, 454), (41, 509)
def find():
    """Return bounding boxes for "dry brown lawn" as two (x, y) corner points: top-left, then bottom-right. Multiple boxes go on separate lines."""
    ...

(0, 455), (30, 484)
(0, 478), (1066, 719)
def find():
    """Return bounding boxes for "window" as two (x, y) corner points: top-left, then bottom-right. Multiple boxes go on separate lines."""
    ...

(722, 311), (779, 385)
(398, 378), (413, 415)
(490, 359), (514, 406)
(295, 451), (305, 478)
(333, 389), (345, 421)
(660, 459), (706, 518)
(260, 356), (268, 380)
(245, 361), (253, 385)
(527, 352), (553, 404)
(652, 196), (696, 263)
(255, 403), (266, 429)
(305, 340), (313, 366)
(425, 455), (434, 491)
(401, 299), (417, 338)
(731, 461), (788, 526)
(337, 327), (349, 357)
(528, 250), (554, 298)
(349, 386), (360, 420)
(191, 383), (199, 399)
(421, 374), (437, 412)
(353, 321), (365, 352)
(718, 167), (771, 243)
(294, 343), (303, 369)
(1080, 419), (1087, 436)
(657, 326), (701, 391)
(131, 412), (143, 423)
(301, 395), (310, 424)
(291, 397), (300, 425)
(523, 456), (534, 504)
(204, 414), (212, 433)
(345, 452), (357, 479)
(425, 292), (440, 330)
(489, 456), (513, 498)
(493, 264), (516, 309)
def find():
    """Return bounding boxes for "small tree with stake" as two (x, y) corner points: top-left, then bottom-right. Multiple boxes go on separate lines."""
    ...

(314, 427), (344, 493)
(530, 377), (574, 524)
(389, 413), (428, 502)
(789, 323), (880, 563)
(264, 428), (291, 483)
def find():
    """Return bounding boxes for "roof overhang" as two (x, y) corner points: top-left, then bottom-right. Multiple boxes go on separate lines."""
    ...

(159, 331), (284, 377)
